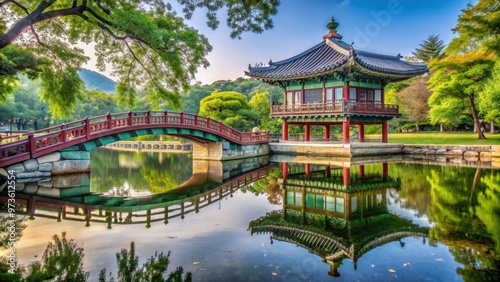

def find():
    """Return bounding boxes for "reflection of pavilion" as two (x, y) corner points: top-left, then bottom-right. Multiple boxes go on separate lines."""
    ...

(249, 162), (428, 277)
(0, 164), (269, 228)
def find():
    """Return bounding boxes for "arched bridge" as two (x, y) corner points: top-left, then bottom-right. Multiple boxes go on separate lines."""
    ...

(0, 111), (270, 167)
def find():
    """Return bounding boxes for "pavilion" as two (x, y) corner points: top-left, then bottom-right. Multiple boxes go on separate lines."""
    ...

(245, 18), (427, 143)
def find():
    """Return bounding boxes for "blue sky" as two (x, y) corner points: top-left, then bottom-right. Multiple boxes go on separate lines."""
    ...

(84, 0), (473, 85)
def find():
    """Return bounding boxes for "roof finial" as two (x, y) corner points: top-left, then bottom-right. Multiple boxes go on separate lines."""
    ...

(323, 17), (342, 40)
(326, 17), (339, 30)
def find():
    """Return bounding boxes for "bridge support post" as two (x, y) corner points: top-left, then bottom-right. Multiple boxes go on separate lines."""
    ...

(192, 141), (269, 161)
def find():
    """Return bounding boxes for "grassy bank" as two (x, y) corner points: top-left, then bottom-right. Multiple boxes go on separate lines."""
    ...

(379, 132), (500, 145)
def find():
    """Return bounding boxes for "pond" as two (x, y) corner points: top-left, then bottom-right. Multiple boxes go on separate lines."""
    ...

(1, 148), (500, 281)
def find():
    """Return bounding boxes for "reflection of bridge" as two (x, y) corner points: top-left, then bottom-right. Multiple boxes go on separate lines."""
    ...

(0, 111), (269, 167)
(0, 166), (270, 228)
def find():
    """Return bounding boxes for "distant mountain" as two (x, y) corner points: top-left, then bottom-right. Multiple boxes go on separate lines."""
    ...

(77, 69), (117, 93)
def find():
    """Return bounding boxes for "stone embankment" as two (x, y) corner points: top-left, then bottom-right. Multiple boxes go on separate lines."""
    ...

(401, 145), (500, 162)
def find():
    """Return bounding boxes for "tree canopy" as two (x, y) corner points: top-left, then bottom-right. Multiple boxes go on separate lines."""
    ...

(447, 0), (500, 55)
(0, 0), (280, 117)
(428, 51), (495, 139)
(412, 34), (445, 62)
(199, 90), (257, 131)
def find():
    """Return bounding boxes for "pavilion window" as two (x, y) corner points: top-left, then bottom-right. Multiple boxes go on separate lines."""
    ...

(294, 91), (301, 104)
(368, 90), (374, 103)
(375, 90), (382, 103)
(286, 91), (293, 105)
(334, 88), (343, 100)
(360, 89), (367, 103)
(349, 88), (356, 101)
(304, 88), (322, 103)
(326, 88), (333, 103)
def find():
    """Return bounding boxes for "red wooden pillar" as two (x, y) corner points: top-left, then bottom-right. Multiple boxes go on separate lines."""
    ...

(304, 124), (310, 141)
(343, 167), (350, 186)
(324, 125), (330, 141)
(381, 88), (385, 104)
(28, 132), (36, 157)
(382, 121), (388, 143)
(282, 121), (288, 141)
(107, 112), (112, 129)
(343, 85), (349, 100)
(85, 117), (91, 140)
(382, 163), (388, 180)
(342, 117), (350, 143)
(325, 165), (331, 177)
(358, 124), (365, 142)
(282, 162), (288, 180)
(359, 165), (365, 180)
(305, 164), (311, 177)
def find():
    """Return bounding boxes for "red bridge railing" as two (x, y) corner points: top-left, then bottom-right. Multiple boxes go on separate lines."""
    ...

(0, 111), (270, 167)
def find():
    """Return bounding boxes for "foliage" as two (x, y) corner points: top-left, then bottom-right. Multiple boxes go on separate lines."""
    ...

(199, 90), (257, 131)
(248, 91), (281, 133)
(25, 232), (89, 281)
(447, 0), (500, 55)
(397, 76), (431, 132)
(479, 60), (500, 125)
(181, 85), (214, 114)
(428, 51), (495, 139)
(0, 0), (281, 117)
(412, 34), (445, 62)
(0, 75), (51, 130)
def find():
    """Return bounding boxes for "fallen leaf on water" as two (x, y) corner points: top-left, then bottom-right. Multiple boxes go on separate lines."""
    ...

(403, 263), (410, 267)
(436, 258), (444, 262)
(193, 262), (201, 265)
(225, 249), (231, 253)
(389, 269), (396, 273)
(272, 273), (277, 276)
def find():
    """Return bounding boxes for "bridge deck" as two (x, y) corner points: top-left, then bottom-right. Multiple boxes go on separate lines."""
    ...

(0, 111), (269, 167)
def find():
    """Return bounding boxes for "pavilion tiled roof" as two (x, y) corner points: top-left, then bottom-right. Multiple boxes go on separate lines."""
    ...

(246, 38), (427, 82)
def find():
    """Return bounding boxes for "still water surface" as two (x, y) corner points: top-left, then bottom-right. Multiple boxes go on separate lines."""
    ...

(2, 148), (500, 281)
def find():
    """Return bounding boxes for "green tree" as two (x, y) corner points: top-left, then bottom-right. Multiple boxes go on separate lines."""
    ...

(248, 91), (280, 133)
(397, 77), (431, 132)
(412, 35), (445, 62)
(199, 90), (257, 131)
(0, 0), (280, 117)
(428, 51), (495, 139)
(479, 60), (500, 133)
(181, 85), (214, 114)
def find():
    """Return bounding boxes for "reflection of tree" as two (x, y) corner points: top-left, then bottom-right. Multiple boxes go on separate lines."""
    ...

(0, 214), (27, 250)
(1, 233), (191, 281)
(427, 167), (500, 281)
(476, 173), (500, 254)
(100, 242), (191, 282)
(389, 163), (433, 216)
(90, 149), (193, 194)
(244, 168), (282, 205)
(25, 232), (88, 281)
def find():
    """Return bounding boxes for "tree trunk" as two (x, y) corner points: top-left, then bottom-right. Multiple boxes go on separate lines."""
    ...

(491, 121), (495, 135)
(416, 122), (420, 132)
(470, 95), (486, 140)
(440, 123), (444, 132)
